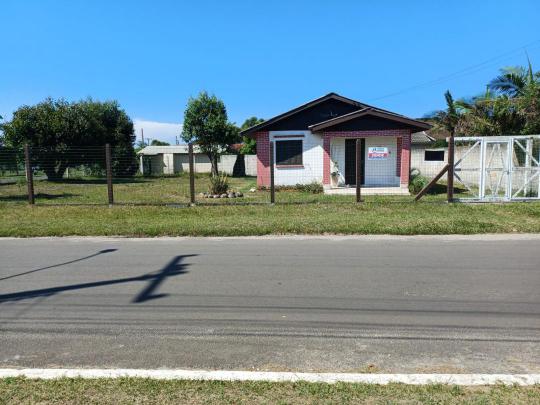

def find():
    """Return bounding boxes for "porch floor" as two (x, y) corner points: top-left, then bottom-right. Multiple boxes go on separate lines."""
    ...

(324, 186), (410, 195)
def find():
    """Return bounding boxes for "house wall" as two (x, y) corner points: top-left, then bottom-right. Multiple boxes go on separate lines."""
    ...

(173, 154), (190, 172)
(329, 137), (399, 186)
(270, 130), (324, 186)
(323, 129), (411, 187)
(163, 153), (175, 175)
(255, 129), (411, 188)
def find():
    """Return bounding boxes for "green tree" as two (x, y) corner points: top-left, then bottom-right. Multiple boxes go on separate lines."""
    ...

(0, 98), (137, 180)
(150, 139), (170, 146)
(181, 91), (239, 175)
(239, 117), (264, 154)
(454, 89), (523, 135)
(489, 58), (540, 98)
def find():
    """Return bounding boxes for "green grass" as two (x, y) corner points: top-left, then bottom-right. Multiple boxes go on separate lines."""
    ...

(1, 174), (460, 205)
(1, 199), (540, 237)
(1, 378), (539, 404)
(1, 175), (539, 237)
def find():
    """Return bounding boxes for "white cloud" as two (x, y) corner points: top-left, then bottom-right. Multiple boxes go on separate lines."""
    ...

(133, 119), (183, 145)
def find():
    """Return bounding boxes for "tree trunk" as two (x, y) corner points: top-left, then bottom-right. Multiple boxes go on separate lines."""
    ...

(43, 160), (68, 181)
(208, 153), (219, 176)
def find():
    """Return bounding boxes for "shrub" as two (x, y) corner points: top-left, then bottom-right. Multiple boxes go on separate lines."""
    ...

(409, 169), (429, 194)
(259, 182), (323, 194)
(208, 173), (229, 195)
(295, 182), (324, 194)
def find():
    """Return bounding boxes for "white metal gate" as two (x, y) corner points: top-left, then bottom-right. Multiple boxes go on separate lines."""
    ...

(454, 135), (540, 201)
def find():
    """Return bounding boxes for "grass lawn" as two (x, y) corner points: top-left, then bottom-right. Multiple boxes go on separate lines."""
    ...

(1, 378), (539, 404)
(1, 175), (540, 237)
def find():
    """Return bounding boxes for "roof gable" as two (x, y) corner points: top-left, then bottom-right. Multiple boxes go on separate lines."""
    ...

(240, 93), (365, 135)
(308, 108), (432, 133)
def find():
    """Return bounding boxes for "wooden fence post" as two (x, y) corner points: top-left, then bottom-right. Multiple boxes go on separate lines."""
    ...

(105, 143), (114, 206)
(356, 139), (362, 203)
(447, 134), (455, 202)
(188, 143), (195, 205)
(269, 141), (275, 204)
(24, 144), (34, 205)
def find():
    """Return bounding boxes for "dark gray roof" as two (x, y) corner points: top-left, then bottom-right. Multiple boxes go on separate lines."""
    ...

(241, 92), (432, 135)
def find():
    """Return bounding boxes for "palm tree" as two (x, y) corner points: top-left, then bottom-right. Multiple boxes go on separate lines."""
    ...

(489, 58), (540, 98)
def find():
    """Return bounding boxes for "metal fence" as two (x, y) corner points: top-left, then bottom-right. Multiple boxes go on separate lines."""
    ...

(453, 135), (540, 202)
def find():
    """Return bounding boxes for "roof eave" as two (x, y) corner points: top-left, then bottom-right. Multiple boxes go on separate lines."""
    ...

(309, 109), (432, 133)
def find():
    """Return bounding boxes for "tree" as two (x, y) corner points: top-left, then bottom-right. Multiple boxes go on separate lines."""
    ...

(489, 58), (540, 98)
(0, 98), (137, 180)
(181, 91), (239, 175)
(239, 117), (265, 154)
(150, 139), (170, 146)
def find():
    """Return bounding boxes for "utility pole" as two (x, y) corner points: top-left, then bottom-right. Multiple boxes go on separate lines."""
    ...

(141, 128), (145, 146)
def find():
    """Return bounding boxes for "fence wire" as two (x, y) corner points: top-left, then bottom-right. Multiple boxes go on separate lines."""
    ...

(3, 137), (537, 206)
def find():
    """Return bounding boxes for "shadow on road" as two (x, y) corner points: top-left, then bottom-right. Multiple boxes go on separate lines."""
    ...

(0, 249), (118, 282)
(0, 255), (195, 304)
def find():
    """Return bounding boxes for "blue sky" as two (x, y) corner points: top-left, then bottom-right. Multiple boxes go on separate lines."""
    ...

(1, 0), (540, 143)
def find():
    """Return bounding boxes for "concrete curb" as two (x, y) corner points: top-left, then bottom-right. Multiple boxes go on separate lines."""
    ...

(2, 234), (540, 242)
(1, 369), (539, 385)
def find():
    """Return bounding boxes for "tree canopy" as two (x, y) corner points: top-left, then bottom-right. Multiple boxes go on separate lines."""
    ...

(150, 139), (170, 146)
(239, 117), (265, 154)
(429, 59), (540, 136)
(181, 91), (239, 175)
(0, 98), (137, 180)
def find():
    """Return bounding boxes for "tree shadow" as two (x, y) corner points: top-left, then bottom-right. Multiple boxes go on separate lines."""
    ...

(0, 255), (195, 304)
(49, 178), (150, 185)
(0, 193), (81, 202)
(426, 183), (469, 195)
(0, 249), (118, 282)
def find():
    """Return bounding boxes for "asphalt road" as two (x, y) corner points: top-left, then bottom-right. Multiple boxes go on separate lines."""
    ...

(1, 235), (539, 373)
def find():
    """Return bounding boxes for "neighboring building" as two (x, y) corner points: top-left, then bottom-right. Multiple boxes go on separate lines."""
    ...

(241, 93), (431, 194)
(410, 131), (447, 178)
(137, 145), (256, 176)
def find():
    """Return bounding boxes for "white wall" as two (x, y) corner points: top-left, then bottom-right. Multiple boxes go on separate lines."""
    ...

(411, 146), (447, 178)
(143, 153), (255, 175)
(219, 155), (257, 176)
(270, 130), (324, 186)
(364, 137), (399, 186)
(330, 136), (399, 186)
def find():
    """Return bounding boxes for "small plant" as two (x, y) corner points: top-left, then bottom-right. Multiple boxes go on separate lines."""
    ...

(208, 173), (229, 195)
(262, 182), (324, 193)
(409, 168), (429, 194)
(296, 181), (324, 194)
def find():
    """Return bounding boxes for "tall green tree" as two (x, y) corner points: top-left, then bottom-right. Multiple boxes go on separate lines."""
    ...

(429, 60), (540, 137)
(1, 98), (137, 180)
(489, 58), (540, 98)
(239, 117), (264, 154)
(181, 91), (239, 175)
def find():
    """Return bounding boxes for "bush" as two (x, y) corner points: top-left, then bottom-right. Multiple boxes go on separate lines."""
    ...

(208, 173), (229, 195)
(295, 182), (324, 194)
(259, 182), (323, 194)
(409, 169), (429, 194)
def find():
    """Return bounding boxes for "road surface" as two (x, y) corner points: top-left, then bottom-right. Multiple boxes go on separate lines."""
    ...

(1, 235), (539, 373)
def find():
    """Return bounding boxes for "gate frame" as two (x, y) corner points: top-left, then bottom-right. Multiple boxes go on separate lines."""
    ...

(453, 135), (540, 202)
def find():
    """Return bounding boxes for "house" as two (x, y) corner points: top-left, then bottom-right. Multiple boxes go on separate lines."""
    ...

(240, 93), (431, 194)
(137, 145), (257, 176)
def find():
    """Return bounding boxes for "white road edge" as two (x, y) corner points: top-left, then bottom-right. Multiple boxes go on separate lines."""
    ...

(1, 369), (539, 385)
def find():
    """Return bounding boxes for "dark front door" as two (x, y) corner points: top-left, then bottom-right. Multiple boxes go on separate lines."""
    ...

(344, 138), (365, 185)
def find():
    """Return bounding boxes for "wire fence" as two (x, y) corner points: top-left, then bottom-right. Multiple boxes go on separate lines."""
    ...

(1, 137), (538, 206)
